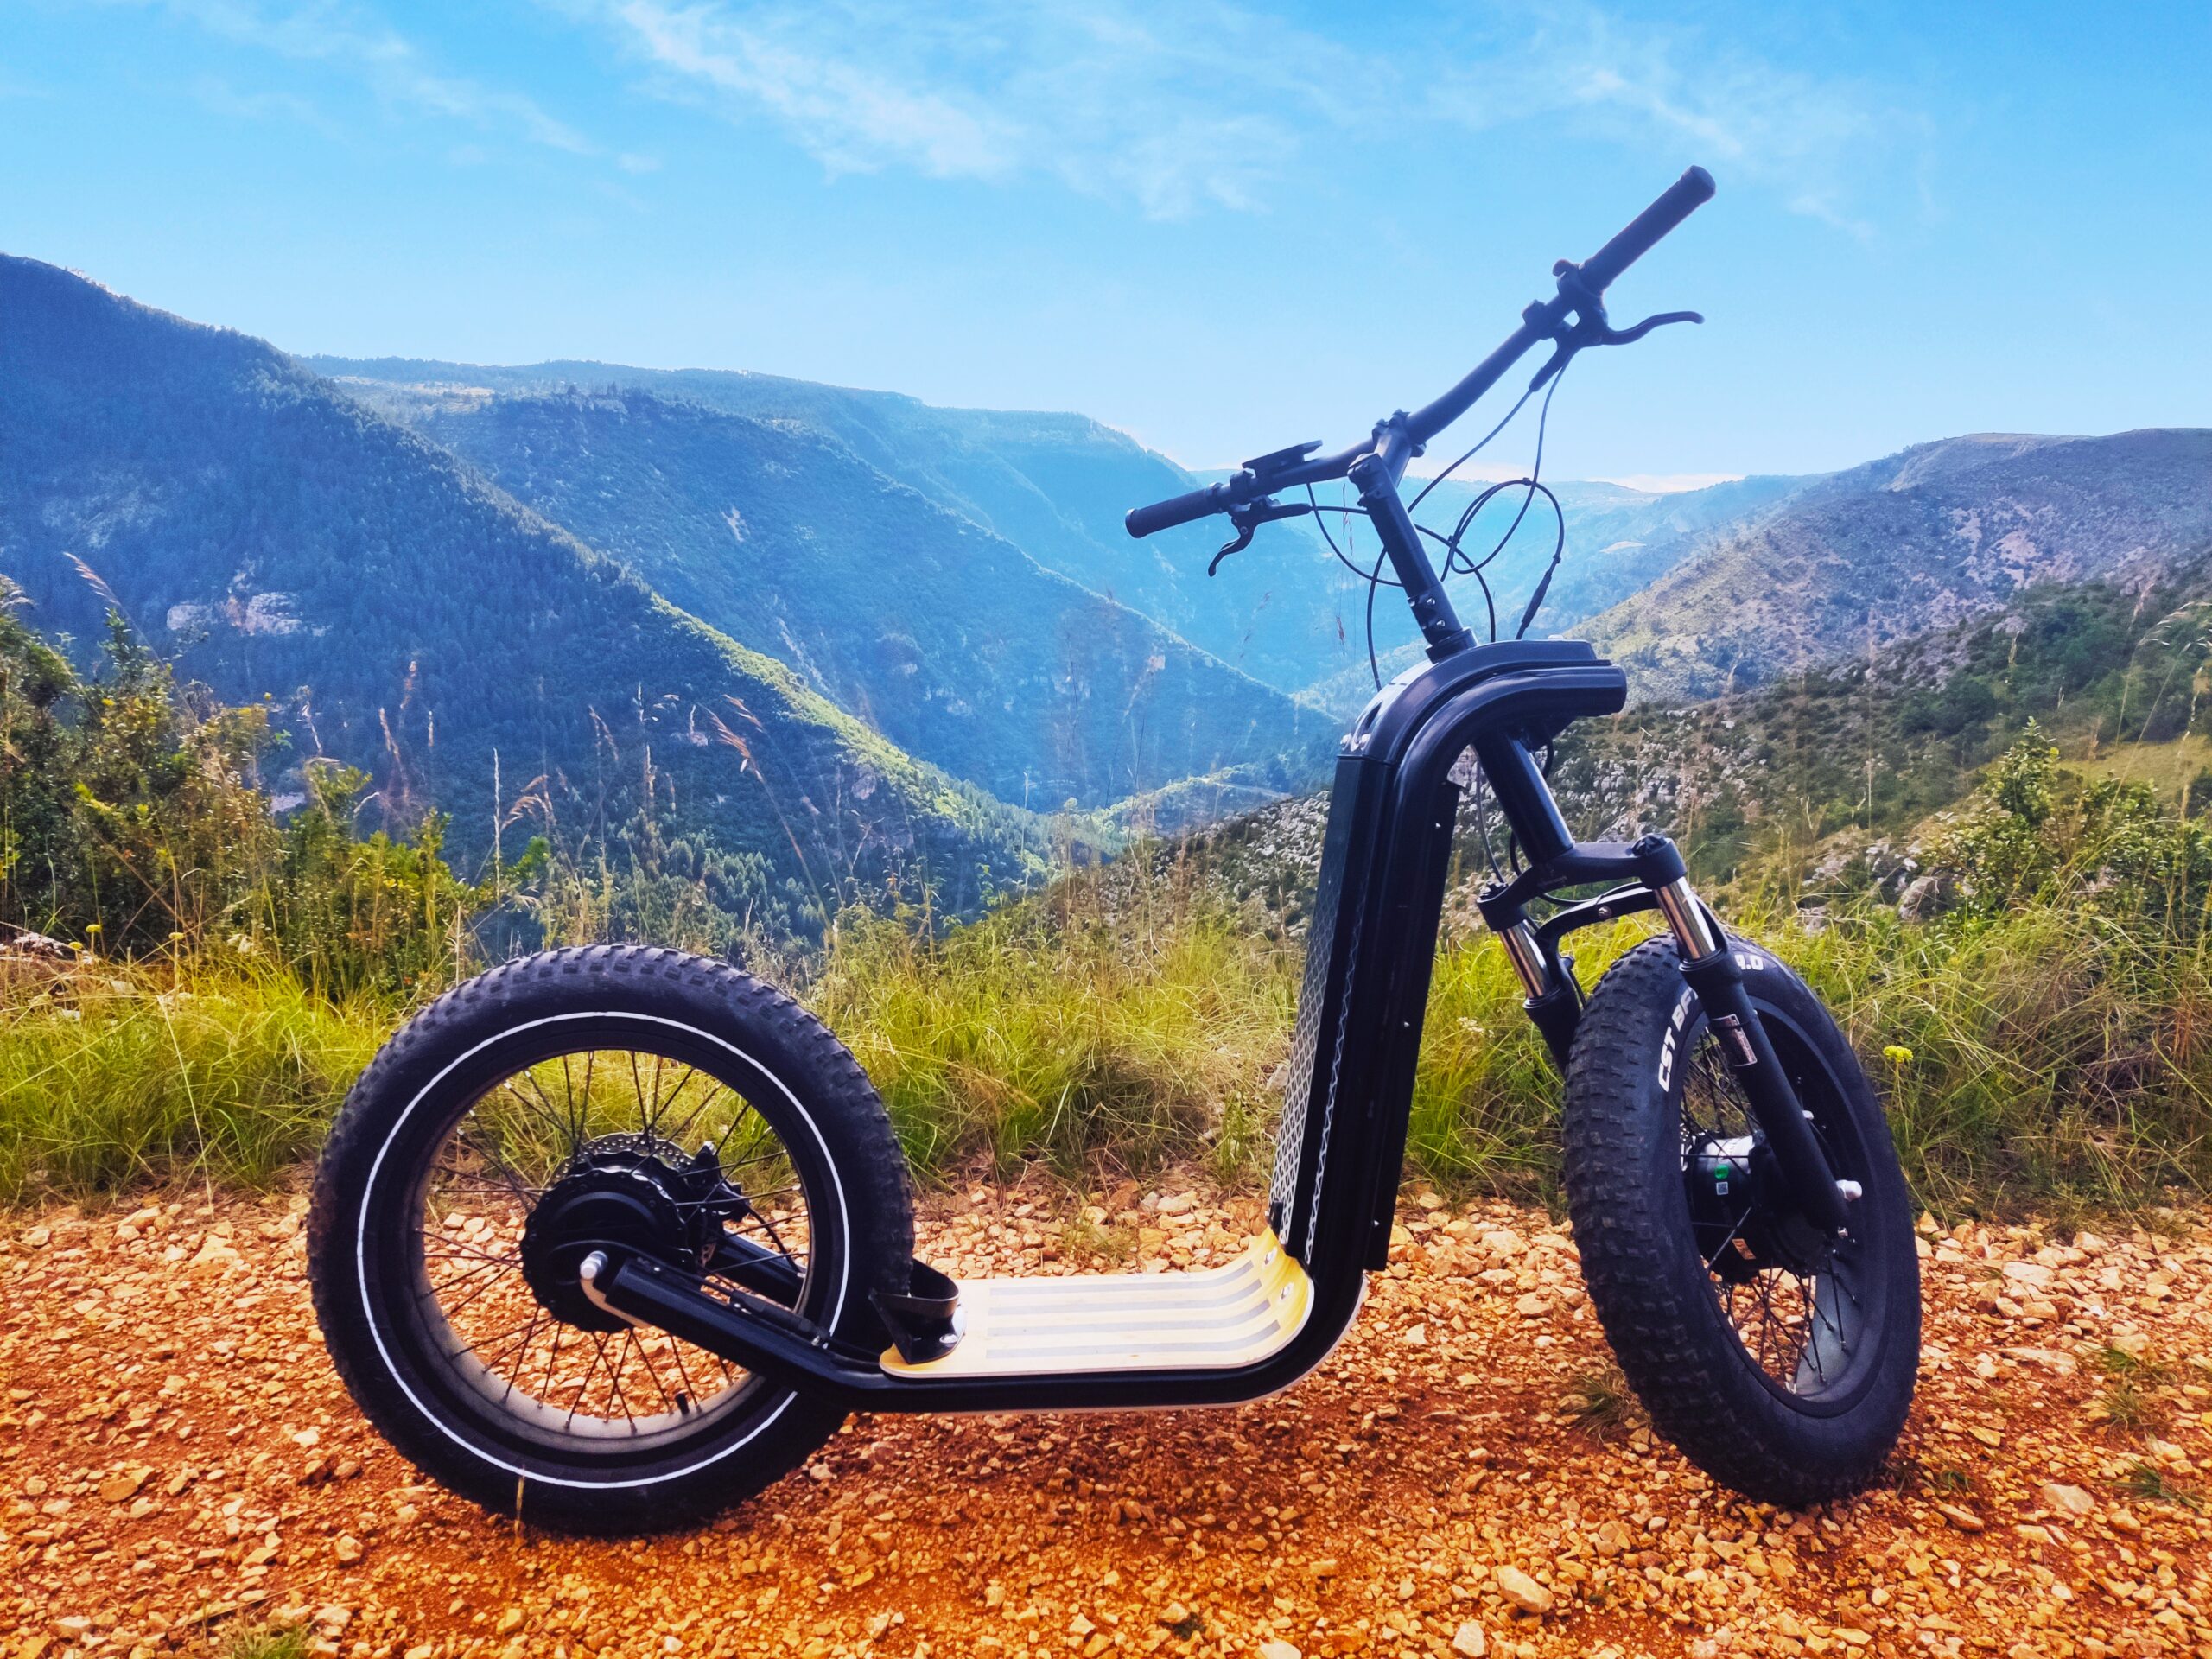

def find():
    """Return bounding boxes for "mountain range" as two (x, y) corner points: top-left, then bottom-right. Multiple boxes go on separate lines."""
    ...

(0, 255), (1052, 931)
(1584, 429), (2212, 698)
(6, 249), (2208, 937)
(337, 377), (1321, 810)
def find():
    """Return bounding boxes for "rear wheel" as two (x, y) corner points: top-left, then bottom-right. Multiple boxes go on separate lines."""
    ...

(1561, 936), (1919, 1507)
(308, 946), (913, 1535)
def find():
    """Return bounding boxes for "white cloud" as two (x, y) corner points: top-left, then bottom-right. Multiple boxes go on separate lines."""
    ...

(130, 0), (601, 159)
(191, 73), (344, 138)
(601, 0), (1363, 218)
(1594, 472), (1746, 493)
(1427, 4), (1918, 236)
(587, 0), (1918, 229)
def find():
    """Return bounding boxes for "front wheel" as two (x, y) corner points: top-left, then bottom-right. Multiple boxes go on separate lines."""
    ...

(1562, 936), (1920, 1507)
(308, 945), (915, 1535)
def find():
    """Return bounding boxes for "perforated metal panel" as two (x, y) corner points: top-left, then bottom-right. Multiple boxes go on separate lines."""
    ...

(1267, 853), (1341, 1238)
(1268, 765), (1367, 1265)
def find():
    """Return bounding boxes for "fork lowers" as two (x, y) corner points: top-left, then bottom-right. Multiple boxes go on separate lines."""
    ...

(1635, 840), (1853, 1236)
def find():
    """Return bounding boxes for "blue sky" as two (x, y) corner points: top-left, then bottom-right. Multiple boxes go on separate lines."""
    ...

(7, 2), (2208, 483)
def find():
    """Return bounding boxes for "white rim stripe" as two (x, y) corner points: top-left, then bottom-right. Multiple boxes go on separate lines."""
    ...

(355, 1008), (853, 1491)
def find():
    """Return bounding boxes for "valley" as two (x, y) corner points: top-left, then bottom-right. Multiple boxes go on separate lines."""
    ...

(5, 251), (2209, 946)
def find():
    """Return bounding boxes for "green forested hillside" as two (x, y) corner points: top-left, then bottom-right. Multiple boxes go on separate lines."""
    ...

(1297, 472), (1809, 715)
(365, 384), (1325, 808)
(1554, 562), (2212, 880)
(1402, 472), (1805, 635)
(316, 354), (1834, 708)
(318, 354), (1377, 693)
(0, 256), (1052, 934)
(1586, 429), (2212, 698)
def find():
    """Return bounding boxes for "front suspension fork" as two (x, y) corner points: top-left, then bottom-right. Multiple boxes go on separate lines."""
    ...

(1488, 835), (1853, 1235)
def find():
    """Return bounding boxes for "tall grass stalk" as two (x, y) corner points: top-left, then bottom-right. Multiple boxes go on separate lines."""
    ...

(10, 864), (2212, 1219)
(812, 856), (1297, 1181)
(0, 961), (386, 1204)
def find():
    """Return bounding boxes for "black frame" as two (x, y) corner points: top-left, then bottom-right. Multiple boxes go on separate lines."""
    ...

(588, 164), (1855, 1412)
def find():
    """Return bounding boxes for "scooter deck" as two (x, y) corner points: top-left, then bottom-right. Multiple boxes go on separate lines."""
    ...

(880, 1232), (1312, 1379)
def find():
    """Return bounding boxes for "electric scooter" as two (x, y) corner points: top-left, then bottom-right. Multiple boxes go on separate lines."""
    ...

(308, 168), (1922, 1535)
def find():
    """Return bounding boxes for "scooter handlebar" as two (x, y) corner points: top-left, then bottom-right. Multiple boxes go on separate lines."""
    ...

(1124, 167), (1718, 542)
(1125, 482), (1230, 540)
(1579, 165), (1715, 295)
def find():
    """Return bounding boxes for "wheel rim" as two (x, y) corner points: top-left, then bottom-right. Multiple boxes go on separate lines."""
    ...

(405, 1043), (816, 1445)
(1676, 1011), (1882, 1408)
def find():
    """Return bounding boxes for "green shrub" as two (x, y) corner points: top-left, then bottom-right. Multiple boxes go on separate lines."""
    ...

(0, 599), (496, 995)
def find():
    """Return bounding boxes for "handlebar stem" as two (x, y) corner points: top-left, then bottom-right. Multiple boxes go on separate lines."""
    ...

(1348, 447), (1471, 660)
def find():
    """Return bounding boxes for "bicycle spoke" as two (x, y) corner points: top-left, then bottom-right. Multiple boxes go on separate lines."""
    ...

(499, 1078), (575, 1155)
(438, 1264), (521, 1323)
(499, 1307), (546, 1405)
(564, 1334), (605, 1429)
(417, 1043), (812, 1434)
(658, 1071), (729, 1148)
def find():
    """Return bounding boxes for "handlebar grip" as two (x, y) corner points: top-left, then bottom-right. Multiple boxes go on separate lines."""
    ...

(1579, 165), (1716, 294)
(1125, 482), (1229, 539)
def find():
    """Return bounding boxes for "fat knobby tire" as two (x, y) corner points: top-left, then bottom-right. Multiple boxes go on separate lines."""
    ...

(1561, 936), (1920, 1507)
(308, 945), (915, 1535)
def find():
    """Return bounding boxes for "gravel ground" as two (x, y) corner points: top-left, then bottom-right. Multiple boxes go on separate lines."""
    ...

(3, 1179), (2209, 1659)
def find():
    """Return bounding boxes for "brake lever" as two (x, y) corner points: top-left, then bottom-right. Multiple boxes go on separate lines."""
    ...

(1529, 261), (1704, 391)
(1211, 496), (1313, 575)
(1530, 308), (1702, 391)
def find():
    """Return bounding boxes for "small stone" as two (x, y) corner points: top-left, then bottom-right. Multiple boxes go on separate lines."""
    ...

(2040, 1483), (2095, 1516)
(53, 1618), (92, 1640)
(332, 1534), (364, 1565)
(1967, 1426), (2002, 1448)
(1452, 1620), (1490, 1656)
(99, 1469), (149, 1503)
(1257, 1643), (1300, 1659)
(188, 1234), (243, 1274)
(1404, 1323), (1428, 1347)
(1935, 1502), (1984, 1532)
(1493, 1565), (1554, 1615)
(1514, 1292), (1550, 1318)
(496, 1609), (524, 1636)
(404, 1646), (435, 1659)
(22, 1225), (51, 1249)
(1592, 1519), (1634, 1557)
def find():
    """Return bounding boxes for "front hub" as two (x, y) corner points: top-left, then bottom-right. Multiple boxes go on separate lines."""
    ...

(520, 1147), (693, 1332)
(1686, 1135), (1830, 1283)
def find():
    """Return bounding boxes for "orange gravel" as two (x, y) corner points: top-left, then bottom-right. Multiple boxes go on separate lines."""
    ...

(4, 1178), (2210, 1659)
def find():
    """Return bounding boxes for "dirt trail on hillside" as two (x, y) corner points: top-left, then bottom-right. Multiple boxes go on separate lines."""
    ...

(4, 1181), (2209, 1659)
